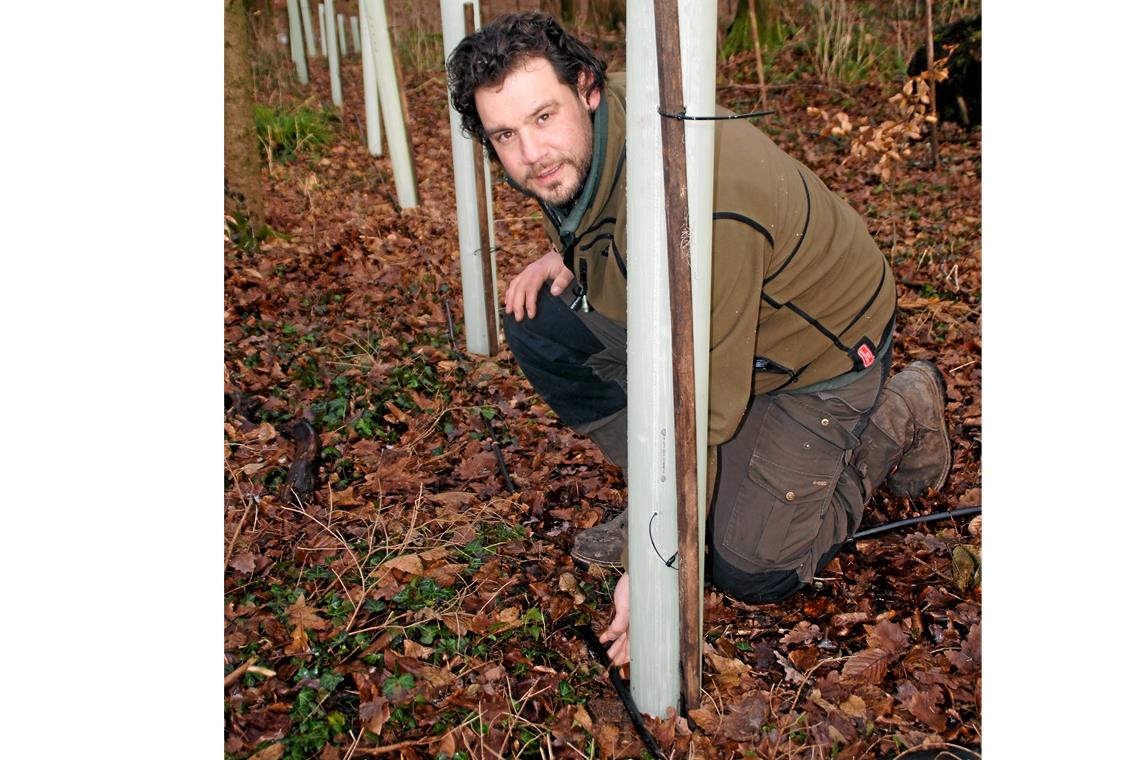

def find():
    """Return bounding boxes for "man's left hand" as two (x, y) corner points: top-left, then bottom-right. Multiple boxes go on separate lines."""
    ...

(599, 572), (630, 667)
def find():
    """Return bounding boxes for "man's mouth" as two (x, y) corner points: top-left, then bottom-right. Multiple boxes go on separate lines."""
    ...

(531, 163), (562, 184)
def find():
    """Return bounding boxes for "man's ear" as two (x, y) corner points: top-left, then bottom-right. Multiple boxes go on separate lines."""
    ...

(577, 71), (602, 111)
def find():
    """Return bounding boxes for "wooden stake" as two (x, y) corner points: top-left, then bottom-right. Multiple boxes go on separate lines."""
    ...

(652, 0), (702, 718)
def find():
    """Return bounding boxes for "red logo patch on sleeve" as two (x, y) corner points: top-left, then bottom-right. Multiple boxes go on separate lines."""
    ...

(857, 343), (875, 368)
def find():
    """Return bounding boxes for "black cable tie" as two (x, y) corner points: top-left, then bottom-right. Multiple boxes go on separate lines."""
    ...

(657, 105), (775, 121)
(648, 511), (679, 570)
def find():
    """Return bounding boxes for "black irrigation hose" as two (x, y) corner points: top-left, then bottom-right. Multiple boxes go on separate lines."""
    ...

(481, 415), (517, 493)
(850, 506), (981, 541)
(575, 624), (668, 760)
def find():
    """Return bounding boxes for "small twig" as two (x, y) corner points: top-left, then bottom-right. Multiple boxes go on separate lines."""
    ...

(223, 656), (257, 688)
(891, 742), (980, 759)
(224, 502), (252, 570)
(341, 729), (363, 760)
(347, 737), (428, 756)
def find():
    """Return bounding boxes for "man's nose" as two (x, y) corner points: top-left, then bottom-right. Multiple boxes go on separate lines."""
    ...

(518, 131), (544, 165)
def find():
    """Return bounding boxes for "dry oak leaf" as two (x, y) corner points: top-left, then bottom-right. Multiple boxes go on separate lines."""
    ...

(456, 450), (498, 481)
(247, 743), (284, 760)
(901, 684), (947, 731)
(866, 619), (910, 655)
(781, 621), (823, 646)
(359, 696), (390, 735)
(229, 551), (257, 575)
(686, 707), (720, 734)
(379, 553), (424, 577)
(286, 594), (329, 632)
(705, 649), (750, 676)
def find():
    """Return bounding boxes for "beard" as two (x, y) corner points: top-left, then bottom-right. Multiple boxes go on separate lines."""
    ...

(525, 149), (593, 207)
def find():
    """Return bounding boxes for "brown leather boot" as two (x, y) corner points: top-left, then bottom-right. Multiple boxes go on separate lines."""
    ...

(882, 360), (952, 497)
(854, 360), (952, 499)
(570, 410), (628, 567)
(570, 508), (627, 568)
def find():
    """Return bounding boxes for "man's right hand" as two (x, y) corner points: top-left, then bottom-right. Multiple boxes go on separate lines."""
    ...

(504, 247), (573, 322)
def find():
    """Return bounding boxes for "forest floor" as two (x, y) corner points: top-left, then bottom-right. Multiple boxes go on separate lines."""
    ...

(224, 33), (981, 760)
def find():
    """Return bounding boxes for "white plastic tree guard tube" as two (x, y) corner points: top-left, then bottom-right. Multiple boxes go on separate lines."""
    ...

(625, 0), (680, 718)
(286, 0), (309, 84)
(299, 0), (317, 58)
(439, 0), (498, 356)
(358, 0), (384, 156)
(337, 13), (347, 56)
(625, 0), (714, 718)
(317, 3), (327, 56)
(350, 16), (360, 55)
(325, 1), (343, 106)
(362, 0), (419, 208)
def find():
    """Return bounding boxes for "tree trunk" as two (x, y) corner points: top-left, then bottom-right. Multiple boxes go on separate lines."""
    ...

(225, 0), (266, 231)
(924, 0), (940, 167)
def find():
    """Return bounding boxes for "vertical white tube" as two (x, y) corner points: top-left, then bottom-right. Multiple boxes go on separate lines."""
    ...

(299, 0), (317, 58)
(325, 2), (343, 106)
(626, 0), (680, 718)
(337, 13), (348, 56)
(359, 0), (384, 156)
(471, 0), (497, 287)
(286, 0), (309, 84)
(317, 3), (328, 56)
(439, 0), (493, 355)
(363, 0), (419, 208)
(350, 15), (360, 55)
(678, 0), (714, 615)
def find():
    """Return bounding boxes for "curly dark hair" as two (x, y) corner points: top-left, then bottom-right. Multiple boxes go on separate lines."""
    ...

(445, 12), (608, 152)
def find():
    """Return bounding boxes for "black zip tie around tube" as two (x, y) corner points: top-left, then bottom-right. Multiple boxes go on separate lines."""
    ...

(658, 105), (775, 121)
(648, 511), (678, 569)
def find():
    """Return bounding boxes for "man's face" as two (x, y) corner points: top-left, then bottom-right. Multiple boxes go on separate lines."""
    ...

(475, 56), (600, 207)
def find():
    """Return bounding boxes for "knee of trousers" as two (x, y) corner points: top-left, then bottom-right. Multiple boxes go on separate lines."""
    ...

(710, 547), (805, 603)
(709, 540), (845, 604)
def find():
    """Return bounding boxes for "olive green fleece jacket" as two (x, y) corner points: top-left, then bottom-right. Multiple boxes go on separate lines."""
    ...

(517, 73), (895, 447)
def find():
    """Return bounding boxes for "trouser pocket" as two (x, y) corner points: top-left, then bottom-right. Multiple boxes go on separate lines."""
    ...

(713, 389), (867, 576)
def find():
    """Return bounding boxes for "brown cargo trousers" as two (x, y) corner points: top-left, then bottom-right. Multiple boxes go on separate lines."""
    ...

(504, 284), (891, 603)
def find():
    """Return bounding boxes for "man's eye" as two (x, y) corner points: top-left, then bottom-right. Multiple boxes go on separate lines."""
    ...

(497, 131), (513, 143)
(538, 113), (550, 123)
